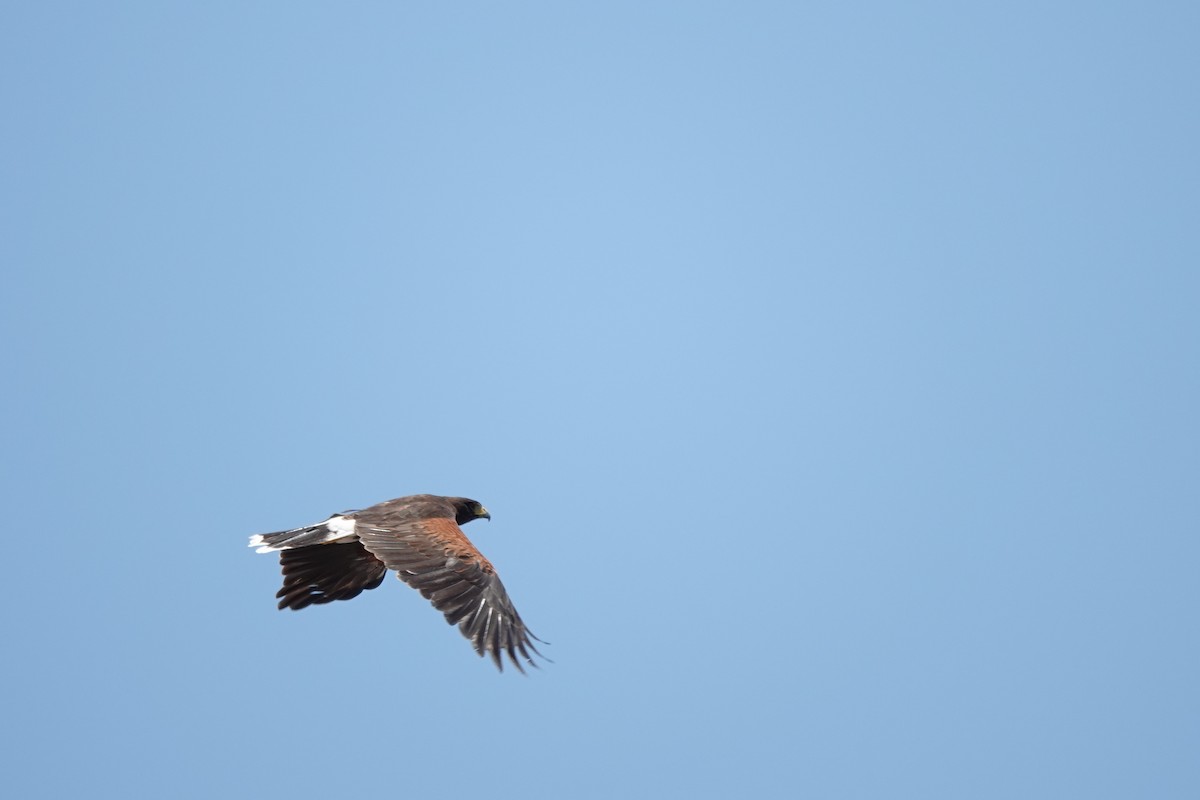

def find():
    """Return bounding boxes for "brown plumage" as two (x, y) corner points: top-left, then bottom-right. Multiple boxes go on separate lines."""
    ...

(249, 494), (545, 672)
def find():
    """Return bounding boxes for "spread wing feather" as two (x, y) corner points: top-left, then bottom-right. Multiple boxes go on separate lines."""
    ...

(276, 542), (388, 610)
(354, 518), (545, 672)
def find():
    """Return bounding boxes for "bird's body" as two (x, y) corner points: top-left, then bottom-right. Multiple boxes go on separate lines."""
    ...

(249, 494), (544, 672)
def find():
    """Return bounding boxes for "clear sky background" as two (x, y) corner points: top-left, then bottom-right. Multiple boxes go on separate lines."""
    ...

(3, 3), (1197, 798)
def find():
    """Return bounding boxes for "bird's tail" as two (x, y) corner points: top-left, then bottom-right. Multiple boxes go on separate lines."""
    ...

(249, 521), (347, 553)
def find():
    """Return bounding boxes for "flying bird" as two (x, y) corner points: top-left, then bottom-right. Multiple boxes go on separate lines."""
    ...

(249, 494), (545, 672)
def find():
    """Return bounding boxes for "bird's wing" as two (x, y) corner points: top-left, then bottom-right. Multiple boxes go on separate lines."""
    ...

(354, 518), (544, 672)
(276, 541), (388, 610)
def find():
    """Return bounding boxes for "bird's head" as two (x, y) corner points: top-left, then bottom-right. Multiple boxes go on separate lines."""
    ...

(452, 497), (491, 525)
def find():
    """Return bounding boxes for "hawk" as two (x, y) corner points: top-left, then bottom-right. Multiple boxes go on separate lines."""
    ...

(249, 494), (545, 672)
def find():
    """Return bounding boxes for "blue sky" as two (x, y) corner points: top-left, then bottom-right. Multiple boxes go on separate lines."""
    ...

(3, 3), (1197, 798)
